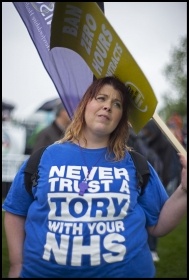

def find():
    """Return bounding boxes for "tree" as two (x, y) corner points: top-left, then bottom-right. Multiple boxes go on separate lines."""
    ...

(158, 36), (187, 123)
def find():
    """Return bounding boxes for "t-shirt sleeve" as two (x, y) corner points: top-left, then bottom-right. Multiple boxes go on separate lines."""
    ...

(2, 159), (34, 216)
(138, 163), (169, 226)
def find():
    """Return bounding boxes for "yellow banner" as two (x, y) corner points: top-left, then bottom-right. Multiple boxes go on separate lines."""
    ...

(50, 2), (158, 133)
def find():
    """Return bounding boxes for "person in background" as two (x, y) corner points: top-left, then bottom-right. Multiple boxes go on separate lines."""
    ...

(142, 119), (182, 197)
(140, 119), (184, 262)
(2, 76), (187, 278)
(31, 102), (71, 153)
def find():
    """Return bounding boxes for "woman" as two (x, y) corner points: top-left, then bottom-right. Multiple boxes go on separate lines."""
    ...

(3, 76), (187, 278)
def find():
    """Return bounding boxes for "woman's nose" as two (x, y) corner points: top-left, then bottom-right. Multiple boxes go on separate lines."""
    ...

(103, 105), (111, 112)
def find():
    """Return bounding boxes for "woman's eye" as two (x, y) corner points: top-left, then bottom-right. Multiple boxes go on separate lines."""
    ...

(95, 96), (122, 109)
(96, 96), (105, 101)
(113, 102), (122, 108)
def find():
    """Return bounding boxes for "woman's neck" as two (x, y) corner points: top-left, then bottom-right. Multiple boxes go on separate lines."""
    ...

(77, 132), (109, 149)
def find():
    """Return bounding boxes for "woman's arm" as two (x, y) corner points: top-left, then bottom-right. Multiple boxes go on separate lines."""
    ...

(4, 212), (26, 278)
(148, 154), (187, 237)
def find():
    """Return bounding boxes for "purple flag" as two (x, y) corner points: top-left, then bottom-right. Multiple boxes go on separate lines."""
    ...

(12, 2), (94, 118)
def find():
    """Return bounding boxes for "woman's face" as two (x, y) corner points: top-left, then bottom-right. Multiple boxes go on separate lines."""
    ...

(84, 84), (123, 139)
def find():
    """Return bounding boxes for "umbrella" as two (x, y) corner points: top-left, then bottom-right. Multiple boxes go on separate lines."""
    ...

(2, 101), (15, 111)
(36, 98), (62, 112)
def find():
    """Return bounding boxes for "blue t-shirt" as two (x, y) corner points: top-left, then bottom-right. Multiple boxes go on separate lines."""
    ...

(3, 142), (168, 278)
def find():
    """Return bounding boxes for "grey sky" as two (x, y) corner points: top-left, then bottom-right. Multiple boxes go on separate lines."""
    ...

(2, 2), (187, 119)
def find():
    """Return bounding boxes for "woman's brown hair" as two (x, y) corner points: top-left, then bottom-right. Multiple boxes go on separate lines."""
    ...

(59, 76), (131, 161)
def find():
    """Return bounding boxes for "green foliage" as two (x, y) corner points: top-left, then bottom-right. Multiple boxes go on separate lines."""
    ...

(2, 211), (187, 278)
(155, 215), (187, 278)
(158, 36), (187, 122)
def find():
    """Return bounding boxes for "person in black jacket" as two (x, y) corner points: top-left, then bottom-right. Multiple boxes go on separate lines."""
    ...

(139, 119), (182, 262)
(141, 119), (182, 196)
(32, 103), (71, 154)
(128, 120), (183, 262)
